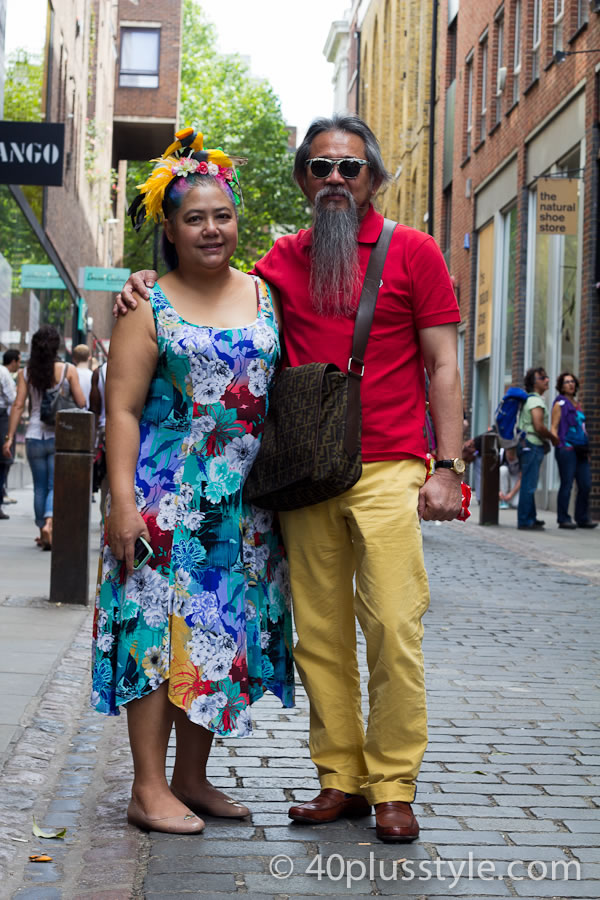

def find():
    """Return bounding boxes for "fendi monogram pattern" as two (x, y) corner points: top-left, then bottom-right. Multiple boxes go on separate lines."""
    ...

(243, 363), (362, 511)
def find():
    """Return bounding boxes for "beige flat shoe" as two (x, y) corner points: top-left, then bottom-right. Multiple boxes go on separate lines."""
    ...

(171, 786), (250, 818)
(127, 799), (204, 834)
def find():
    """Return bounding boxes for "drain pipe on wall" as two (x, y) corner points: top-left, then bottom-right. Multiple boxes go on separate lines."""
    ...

(427, 0), (439, 237)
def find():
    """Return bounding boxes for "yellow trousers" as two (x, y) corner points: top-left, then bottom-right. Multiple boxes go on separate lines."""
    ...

(279, 460), (430, 804)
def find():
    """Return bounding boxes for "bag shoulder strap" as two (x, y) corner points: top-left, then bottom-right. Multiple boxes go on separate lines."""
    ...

(344, 217), (396, 455)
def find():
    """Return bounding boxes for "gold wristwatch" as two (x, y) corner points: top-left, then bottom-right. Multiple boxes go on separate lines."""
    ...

(434, 458), (466, 476)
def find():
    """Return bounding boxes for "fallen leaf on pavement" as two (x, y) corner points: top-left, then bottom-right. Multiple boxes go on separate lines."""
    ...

(32, 818), (66, 839)
(29, 854), (53, 863)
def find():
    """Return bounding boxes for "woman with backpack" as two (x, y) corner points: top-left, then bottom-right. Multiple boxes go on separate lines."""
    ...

(550, 372), (597, 530)
(1, 325), (86, 549)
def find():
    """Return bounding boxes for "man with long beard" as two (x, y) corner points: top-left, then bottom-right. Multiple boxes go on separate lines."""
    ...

(117, 115), (464, 843)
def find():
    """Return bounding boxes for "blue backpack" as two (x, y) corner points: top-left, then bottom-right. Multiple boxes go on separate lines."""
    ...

(494, 386), (529, 448)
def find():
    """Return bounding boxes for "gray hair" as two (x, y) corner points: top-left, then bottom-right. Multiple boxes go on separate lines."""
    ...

(294, 115), (391, 189)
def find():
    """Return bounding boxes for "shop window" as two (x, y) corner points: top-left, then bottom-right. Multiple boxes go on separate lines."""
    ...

(501, 207), (517, 393)
(528, 149), (582, 398)
(552, 0), (564, 55)
(531, 0), (542, 82)
(119, 28), (160, 89)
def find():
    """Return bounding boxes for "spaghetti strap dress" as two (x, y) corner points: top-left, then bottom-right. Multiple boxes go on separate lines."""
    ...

(91, 276), (294, 736)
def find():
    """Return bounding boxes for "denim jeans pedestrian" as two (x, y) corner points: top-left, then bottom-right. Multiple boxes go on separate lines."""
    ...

(517, 440), (545, 528)
(555, 445), (591, 525)
(26, 437), (55, 527)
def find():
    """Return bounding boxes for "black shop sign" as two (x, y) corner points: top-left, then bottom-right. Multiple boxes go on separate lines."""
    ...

(0, 121), (65, 186)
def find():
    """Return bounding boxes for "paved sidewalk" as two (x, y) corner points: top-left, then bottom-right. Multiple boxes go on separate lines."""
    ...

(0, 493), (598, 898)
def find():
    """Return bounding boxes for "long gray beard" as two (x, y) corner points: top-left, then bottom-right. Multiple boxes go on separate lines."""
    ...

(309, 187), (361, 317)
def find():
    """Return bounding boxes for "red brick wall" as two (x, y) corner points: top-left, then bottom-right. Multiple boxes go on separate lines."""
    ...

(114, 0), (182, 121)
(434, 1), (600, 513)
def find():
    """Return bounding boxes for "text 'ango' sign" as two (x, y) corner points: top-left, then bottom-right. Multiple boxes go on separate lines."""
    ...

(0, 121), (65, 186)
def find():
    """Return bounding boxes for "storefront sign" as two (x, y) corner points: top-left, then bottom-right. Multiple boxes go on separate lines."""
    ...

(78, 266), (130, 292)
(21, 264), (66, 291)
(0, 121), (65, 186)
(0, 331), (21, 345)
(536, 178), (578, 235)
(475, 221), (494, 362)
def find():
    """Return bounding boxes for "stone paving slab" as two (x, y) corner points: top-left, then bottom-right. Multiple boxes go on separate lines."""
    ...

(0, 515), (598, 898)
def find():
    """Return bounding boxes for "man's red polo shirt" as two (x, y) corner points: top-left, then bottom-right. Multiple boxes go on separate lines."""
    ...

(252, 205), (460, 462)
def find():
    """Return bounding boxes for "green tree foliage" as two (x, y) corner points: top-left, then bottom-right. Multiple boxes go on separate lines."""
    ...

(3, 49), (43, 122)
(122, 159), (159, 276)
(2, 50), (44, 221)
(123, 0), (309, 274)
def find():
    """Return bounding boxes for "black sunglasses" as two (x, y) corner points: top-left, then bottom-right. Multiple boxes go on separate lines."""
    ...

(306, 157), (371, 179)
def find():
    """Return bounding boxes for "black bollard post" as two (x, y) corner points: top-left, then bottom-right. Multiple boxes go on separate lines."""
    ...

(50, 409), (95, 605)
(479, 431), (499, 526)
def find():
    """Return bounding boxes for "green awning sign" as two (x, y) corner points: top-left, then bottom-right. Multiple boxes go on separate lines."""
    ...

(79, 266), (130, 292)
(21, 264), (66, 290)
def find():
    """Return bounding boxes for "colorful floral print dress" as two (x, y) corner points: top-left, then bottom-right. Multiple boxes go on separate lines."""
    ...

(91, 277), (294, 736)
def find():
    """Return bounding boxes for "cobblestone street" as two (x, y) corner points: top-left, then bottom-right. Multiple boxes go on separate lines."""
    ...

(0, 493), (598, 899)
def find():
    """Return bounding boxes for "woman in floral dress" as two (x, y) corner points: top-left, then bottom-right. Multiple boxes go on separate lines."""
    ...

(91, 131), (294, 834)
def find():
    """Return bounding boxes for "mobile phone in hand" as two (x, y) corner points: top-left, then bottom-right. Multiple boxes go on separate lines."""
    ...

(133, 536), (154, 570)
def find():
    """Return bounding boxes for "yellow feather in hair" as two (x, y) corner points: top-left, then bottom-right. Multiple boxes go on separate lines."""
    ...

(206, 149), (234, 169)
(137, 156), (180, 222)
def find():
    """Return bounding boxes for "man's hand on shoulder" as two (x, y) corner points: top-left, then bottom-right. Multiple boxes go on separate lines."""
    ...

(113, 269), (158, 318)
(418, 470), (463, 521)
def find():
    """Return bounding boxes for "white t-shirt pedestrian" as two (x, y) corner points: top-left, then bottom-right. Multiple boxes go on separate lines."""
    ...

(0, 365), (17, 412)
(76, 364), (93, 408)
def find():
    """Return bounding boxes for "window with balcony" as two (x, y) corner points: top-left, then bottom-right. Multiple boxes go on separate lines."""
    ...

(552, 0), (564, 55)
(512, 0), (521, 104)
(531, 0), (542, 82)
(119, 27), (160, 89)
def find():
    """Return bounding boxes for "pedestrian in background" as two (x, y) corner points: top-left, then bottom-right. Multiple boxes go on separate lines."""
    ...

(551, 372), (597, 530)
(516, 367), (558, 531)
(0, 349), (19, 520)
(2, 326), (85, 549)
(498, 445), (521, 509)
(89, 360), (108, 514)
(72, 344), (93, 408)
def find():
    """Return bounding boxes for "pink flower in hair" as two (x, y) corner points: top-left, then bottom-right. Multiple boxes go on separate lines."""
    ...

(197, 161), (209, 175)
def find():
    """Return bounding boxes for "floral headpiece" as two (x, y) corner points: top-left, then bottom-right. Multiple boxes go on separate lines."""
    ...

(128, 127), (246, 231)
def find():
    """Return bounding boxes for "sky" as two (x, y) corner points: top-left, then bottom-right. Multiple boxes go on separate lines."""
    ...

(4, 0), (350, 143)
(202, 0), (350, 141)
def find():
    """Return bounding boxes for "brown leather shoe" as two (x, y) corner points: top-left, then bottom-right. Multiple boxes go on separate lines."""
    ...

(375, 801), (419, 842)
(288, 788), (371, 823)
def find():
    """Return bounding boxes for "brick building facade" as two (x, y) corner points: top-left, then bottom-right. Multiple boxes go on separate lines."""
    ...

(325, 0), (433, 230)
(434, 0), (600, 514)
(1, 0), (182, 354)
(361, 0), (433, 228)
(44, 0), (119, 344)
